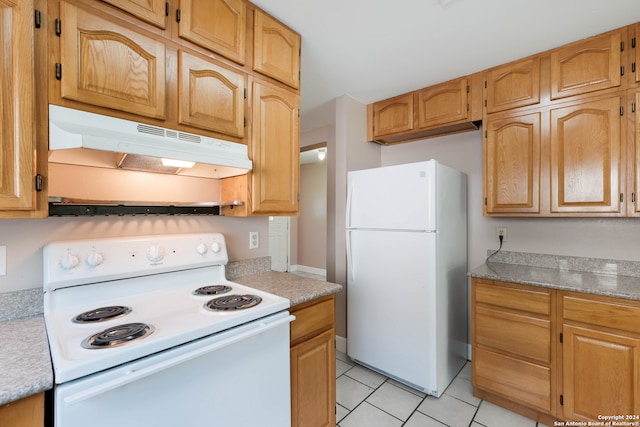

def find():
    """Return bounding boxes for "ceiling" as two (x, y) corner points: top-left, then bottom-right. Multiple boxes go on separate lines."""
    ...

(250, 0), (640, 125)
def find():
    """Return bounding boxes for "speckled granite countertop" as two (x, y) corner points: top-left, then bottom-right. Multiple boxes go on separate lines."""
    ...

(469, 251), (640, 301)
(0, 316), (53, 406)
(232, 271), (343, 306)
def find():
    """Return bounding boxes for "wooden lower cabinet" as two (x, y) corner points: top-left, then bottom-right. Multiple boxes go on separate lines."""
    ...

(472, 278), (640, 423)
(0, 393), (44, 427)
(289, 295), (336, 427)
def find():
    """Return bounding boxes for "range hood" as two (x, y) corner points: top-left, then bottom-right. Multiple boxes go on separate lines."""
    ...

(48, 105), (251, 215)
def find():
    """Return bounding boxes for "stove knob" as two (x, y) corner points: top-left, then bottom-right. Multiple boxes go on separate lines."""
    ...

(86, 251), (104, 267)
(196, 243), (208, 255)
(147, 245), (165, 263)
(211, 242), (221, 253)
(60, 253), (80, 270)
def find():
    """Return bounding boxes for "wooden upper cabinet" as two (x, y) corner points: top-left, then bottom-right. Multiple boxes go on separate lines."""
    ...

(253, 9), (301, 89)
(250, 79), (299, 214)
(100, 0), (167, 29)
(0, 0), (36, 213)
(632, 90), (640, 216)
(369, 93), (414, 138)
(485, 57), (541, 113)
(177, 0), (246, 65)
(178, 50), (245, 137)
(550, 95), (622, 214)
(415, 77), (469, 128)
(484, 111), (541, 214)
(59, 1), (167, 119)
(634, 24), (640, 85)
(550, 30), (623, 100)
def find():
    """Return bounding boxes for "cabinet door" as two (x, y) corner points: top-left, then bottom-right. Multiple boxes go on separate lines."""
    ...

(633, 90), (640, 216)
(635, 25), (640, 85)
(253, 9), (301, 89)
(177, 0), (246, 65)
(100, 0), (167, 28)
(484, 112), (541, 214)
(178, 50), (245, 137)
(290, 329), (336, 427)
(370, 93), (414, 138)
(550, 96), (622, 214)
(415, 78), (468, 129)
(59, 1), (166, 119)
(251, 79), (299, 214)
(0, 0), (36, 212)
(550, 31), (622, 100)
(562, 325), (640, 421)
(0, 393), (44, 427)
(485, 57), (541, 113)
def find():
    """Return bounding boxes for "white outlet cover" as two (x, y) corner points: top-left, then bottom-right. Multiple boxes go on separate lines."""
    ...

(0, 245), (6, 276)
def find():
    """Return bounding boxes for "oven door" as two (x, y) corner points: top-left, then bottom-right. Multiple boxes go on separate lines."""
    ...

(54, 311), (294, 427)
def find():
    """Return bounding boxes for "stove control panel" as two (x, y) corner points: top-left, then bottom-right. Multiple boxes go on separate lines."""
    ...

(43, 233), (229, 290)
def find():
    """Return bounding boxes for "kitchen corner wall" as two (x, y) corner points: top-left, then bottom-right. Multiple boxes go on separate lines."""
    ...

(0, 215), (269, 293)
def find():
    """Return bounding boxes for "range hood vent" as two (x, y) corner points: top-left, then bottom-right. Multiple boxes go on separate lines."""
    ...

(49, 105), (252, 178)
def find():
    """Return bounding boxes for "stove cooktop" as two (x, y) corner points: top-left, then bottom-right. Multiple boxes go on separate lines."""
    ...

(42, 233), (290, 384)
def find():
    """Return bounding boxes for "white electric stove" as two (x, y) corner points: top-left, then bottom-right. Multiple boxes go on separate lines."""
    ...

(43, 233), (293, 427)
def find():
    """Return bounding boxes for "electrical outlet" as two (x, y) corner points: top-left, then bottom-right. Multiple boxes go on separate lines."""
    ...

(496, 227), (507, 242)
(249, 232), (259, 249)
(0, 245), (6, 276)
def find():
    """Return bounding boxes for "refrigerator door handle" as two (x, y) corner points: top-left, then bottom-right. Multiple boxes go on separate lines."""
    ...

(346, 178), (354, 229)
(346, 230), (354, 280)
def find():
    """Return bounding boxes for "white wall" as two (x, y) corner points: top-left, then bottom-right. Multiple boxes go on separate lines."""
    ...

(0, 215), (269, 293)
(381, 128), (640, 271)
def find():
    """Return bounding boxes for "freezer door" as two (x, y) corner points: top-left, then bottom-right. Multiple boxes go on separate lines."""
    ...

(346, 229), (437, 393)
(347, 161), (436, 231)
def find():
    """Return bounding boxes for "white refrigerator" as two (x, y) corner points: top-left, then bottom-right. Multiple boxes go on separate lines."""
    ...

(346, 160), (468, 397)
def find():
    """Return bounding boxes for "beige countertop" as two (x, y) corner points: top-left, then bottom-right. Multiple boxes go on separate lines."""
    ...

(0, 316), (53, 406)
(232, 271), (343, 306)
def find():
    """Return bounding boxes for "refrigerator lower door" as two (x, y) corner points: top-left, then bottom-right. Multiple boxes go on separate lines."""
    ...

(346, 229), (438, 394)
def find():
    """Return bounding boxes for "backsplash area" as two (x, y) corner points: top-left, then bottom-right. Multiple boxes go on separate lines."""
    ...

(485, 250), (640, 278)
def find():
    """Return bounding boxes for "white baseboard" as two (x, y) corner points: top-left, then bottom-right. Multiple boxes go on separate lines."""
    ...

(336, 335), (347, 353)
(289, 264), (327, 277)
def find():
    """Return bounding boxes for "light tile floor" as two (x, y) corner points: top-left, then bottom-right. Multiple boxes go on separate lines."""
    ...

(288, 271), (548, 427)
(335, 352), (549, 427)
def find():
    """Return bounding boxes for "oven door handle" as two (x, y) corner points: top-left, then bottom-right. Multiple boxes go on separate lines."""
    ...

(63, 314), (295, 407)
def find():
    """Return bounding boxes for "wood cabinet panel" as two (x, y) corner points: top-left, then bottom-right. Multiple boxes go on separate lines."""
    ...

(485, 57), (541, 113)
(178, 0), (246, 65)
(475, 305), (550, 364)
(100, 0), (167, 28)
(178, 50), (245, 137)
(370, 93), (414, 138)
(250, 79), (299, 214)
(290, 297), (335, 345)
(415, 77), (468, 128)
(474, 280), (550, 315)
(290, 329), (336, 427)
(474, 347), (552, 413)
(0, 0), (36, 212)
(562, 294), (640, 335)
(0, 393), (44, 427)
(550, 31), (622, 100)
(550, 96), (622, 213)
(484, 111), (541, 214)
(59, 1), (167, 119)
(253, 9), (300, 89)
(562, 325), (640, 420)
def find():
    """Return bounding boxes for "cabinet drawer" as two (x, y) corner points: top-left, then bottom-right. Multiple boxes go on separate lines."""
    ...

(475, 281), (551, 316)
(290, 297), (335, 344)
(474, 347), (552, 413)
(475, 305), (551, 363)
(562, 294), (640, 334)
